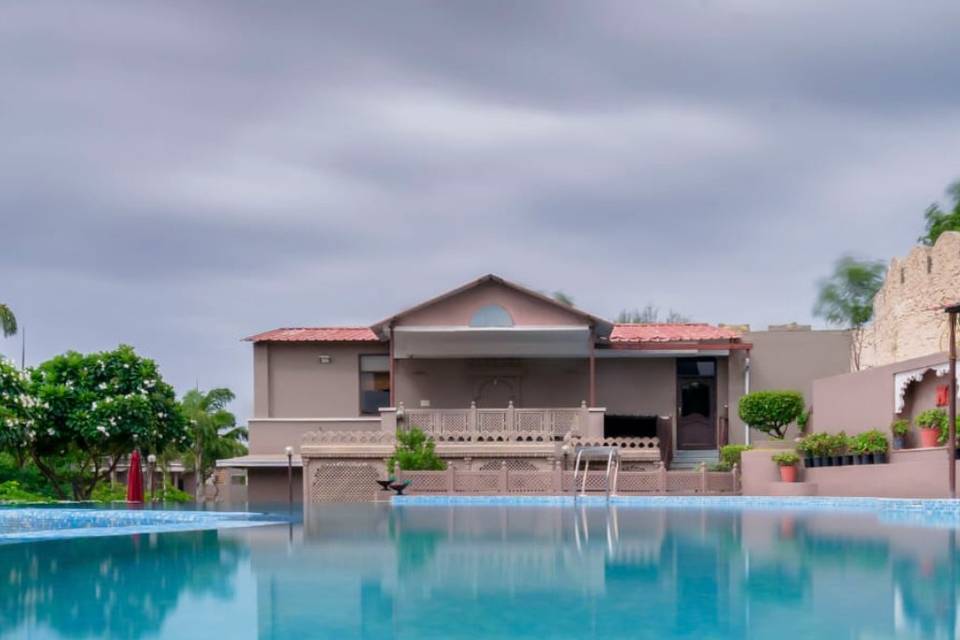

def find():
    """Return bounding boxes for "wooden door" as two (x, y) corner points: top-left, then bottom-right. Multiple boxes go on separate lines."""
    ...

(676, 376), (716, 450)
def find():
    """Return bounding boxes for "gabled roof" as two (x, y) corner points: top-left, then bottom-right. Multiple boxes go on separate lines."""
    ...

(610, 323), (741, 344)
(245, 327), (381, 343)
(371, 273), (613, 336)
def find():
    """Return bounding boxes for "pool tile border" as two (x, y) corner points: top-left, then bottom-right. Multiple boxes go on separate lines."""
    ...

(391, 495), (960, 527)
(0, 508), (284, 544)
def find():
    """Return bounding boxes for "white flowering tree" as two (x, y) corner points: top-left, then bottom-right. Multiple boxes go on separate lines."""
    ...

(1, 345), (188, 500)
(0, 357), (33, 462)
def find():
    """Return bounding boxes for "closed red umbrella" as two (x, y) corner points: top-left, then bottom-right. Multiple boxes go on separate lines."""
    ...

(126, 450), (144, 503)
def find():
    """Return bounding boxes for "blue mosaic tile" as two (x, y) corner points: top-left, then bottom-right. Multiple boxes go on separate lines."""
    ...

(392, 495), (960, 528)
(0, 508), (283, 544)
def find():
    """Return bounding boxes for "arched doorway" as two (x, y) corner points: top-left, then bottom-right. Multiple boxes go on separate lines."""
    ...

(475, 377), (518, 408)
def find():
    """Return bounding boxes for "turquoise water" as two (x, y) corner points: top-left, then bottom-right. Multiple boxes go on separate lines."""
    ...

(2, 503), (959, 639)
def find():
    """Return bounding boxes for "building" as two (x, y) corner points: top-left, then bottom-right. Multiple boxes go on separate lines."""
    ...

(219, 274), (850, 502)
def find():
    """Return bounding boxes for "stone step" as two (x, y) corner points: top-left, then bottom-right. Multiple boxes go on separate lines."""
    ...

(670, 449), (719, 470)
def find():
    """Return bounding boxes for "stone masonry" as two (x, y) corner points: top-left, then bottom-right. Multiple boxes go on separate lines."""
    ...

(860, 231), (960, 368)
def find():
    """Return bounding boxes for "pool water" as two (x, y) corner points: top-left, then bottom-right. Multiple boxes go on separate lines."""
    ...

(2, 503), (958, 639)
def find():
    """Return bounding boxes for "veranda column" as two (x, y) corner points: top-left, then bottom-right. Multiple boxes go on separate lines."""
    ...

(588, 327), (596, 407)
(389, 321), (396, 407)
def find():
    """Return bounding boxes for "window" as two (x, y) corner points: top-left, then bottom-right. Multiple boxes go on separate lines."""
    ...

(360, 354), (390, 414)
(677, 357), (716, 377)
(469, 304), (514, 327)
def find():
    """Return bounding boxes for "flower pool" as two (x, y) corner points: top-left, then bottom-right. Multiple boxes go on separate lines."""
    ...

(3, 499), (959, 639)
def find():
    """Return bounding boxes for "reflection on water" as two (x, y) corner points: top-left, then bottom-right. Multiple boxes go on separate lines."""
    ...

(2, 504), (959, 639)
(0, 529), (246, 639)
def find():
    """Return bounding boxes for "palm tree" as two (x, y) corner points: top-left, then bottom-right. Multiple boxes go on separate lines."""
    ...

(179, 388), (247, 502)
(0, 304), (17, 337)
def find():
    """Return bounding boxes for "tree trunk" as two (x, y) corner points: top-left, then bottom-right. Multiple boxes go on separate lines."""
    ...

(195, 433), (203, 504)
(31, 454), (68, 500)
(852, 326), (864, 371)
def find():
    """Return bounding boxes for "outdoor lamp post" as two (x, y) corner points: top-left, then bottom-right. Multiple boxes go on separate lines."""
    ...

(147, 454), (157, 503)
(946, 303), (958, 499)
(285, 445), (294, 508)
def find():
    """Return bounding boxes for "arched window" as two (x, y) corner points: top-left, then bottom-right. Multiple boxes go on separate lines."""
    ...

(469, 304), (514, 327)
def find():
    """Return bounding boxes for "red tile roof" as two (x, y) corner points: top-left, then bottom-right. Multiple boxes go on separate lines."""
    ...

(245, 323), (741, 345)
(245, 327), (381, 343)
(610, 323), (741, 344)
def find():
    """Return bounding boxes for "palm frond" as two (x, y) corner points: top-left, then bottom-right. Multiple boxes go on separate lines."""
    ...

(0, 304), (17, 337)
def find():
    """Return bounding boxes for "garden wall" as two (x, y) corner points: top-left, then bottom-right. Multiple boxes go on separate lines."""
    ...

(741, 447), (960, 498)
(811, 352), (948, 434)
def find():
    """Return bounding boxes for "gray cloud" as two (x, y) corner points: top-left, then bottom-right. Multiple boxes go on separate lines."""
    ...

(2, 1), (960, 417)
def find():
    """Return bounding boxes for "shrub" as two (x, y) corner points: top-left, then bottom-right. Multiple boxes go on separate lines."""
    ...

(850, 430), (889, 455)
(91, 483), (128, 503)
(708, 462), (733, 472)
(387, 427), (447, 474)
(90, 483), (194, 503)
(772, 451), (800, 467)
(797, 432), (832, 457)
(916, 408), (950, 445)
(158, 486), (193, 503)
(720, 444), (752, 468)
(828, 432), (851, 455)
(738, 390), (805, 440)
(0, 480), (53, 503)
(916, 408), (947, 430)
(890, 419), (910, 437)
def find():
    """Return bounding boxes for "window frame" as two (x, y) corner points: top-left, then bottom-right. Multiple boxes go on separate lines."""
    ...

(358, 353), (391, 415)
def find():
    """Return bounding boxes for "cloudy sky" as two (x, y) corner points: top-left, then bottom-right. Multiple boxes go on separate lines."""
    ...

(2, 1), (959, 418)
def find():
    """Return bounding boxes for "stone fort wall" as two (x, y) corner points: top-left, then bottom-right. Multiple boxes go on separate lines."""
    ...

(860, 231), (960, 368)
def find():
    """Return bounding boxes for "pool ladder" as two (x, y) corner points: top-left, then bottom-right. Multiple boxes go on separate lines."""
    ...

(572, 446), (620, 501)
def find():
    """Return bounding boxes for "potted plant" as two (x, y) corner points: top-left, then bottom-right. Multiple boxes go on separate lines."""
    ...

(827, 432), (849, 466)
(802, 432), (831, 467)
(841, 433), (856, 466)
(915, 409), (947, 449)
(890, 419), (910, 450)
(796, 437), (814, 468)
(772, 451), (801, 482)
(850, 433), (868, 464)
(851, 429), (889, 464)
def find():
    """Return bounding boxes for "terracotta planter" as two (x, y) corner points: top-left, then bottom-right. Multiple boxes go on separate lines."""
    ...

(779, 465), (798, 483)
(919, 427), (940, 448)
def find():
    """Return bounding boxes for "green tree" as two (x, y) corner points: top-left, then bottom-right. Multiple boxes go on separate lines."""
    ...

(0, 345), (188, 500)
(813, 255), (886, 370)
(919, 180), (960, 246)
(0, 304), (16, 337)
(616, 304), (690, 323)
(387, 427), (446, 474)
(738, 390), (805, 440)
(179, 387), (247, 502)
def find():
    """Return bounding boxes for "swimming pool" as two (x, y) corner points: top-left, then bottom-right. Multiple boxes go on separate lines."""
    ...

(2, 501), (958, 639)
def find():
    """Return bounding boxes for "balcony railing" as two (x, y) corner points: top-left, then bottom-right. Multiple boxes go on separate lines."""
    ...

(398, 401), (594, 439)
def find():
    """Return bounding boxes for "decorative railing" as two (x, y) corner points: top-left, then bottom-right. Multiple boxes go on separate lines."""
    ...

(303, 431), (396, 445)
(395, 464), (740, 496)
(401, 402), (586, 438)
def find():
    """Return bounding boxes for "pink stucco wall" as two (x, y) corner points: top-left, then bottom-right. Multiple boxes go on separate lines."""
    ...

(255, 342), (388, 419)
(811, 351), (948, 434)
(595, 358), (676, 417)
(741, 446), (960, 498)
